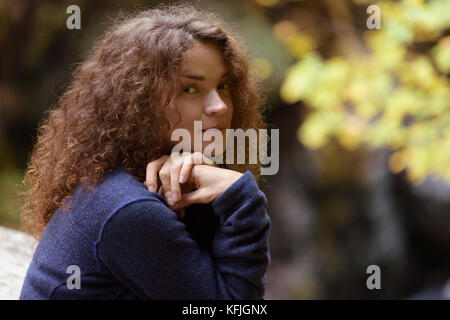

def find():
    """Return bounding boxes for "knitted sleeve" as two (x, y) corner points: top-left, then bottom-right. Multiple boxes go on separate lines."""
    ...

(96, 171), (271, 299)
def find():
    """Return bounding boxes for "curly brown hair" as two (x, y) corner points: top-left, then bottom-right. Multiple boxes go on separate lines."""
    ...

(21, 4), (266, 240)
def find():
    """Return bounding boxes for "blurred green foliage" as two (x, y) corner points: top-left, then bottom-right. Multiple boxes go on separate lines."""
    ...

(0, 167), (23, 229)
(280, 0), (450, 185)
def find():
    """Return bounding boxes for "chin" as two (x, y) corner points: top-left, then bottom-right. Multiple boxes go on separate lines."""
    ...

(202, 145), (226, 162)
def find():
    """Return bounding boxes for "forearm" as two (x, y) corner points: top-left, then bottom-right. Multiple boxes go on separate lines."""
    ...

(210, 171), (271, 299)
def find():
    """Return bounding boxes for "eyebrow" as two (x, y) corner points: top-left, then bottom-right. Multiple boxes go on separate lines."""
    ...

(182, 71), (229, 81)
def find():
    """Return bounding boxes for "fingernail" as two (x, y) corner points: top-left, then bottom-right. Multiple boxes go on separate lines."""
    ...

(172, 193), (179, 202)
(179, 175), (185, 183)
(148, 185), (155, 192)
(167, 197), (174, 206)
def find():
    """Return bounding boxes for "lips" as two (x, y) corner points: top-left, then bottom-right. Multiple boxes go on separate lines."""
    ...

(202, 125), (225, 132)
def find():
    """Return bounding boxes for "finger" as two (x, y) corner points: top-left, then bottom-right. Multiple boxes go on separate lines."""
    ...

(192, 151), (214, 165)
(179, 156), (193, 184)
(160, 185), (177, 210)
(170, 163), (182, 204)
(159, 163), (172, 205)
(145, 156), (168, 192)
(157, 185), (164, 196)
(179, 152), (212, 184)
(146, 156), (168, 190)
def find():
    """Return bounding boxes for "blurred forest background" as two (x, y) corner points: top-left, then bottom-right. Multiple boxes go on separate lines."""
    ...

(0, 0), (449, 299)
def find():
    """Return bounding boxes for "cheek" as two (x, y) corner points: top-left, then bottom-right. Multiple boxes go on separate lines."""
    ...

(179, 110), (203, 132)
(171, 101), (202, 129)
(226, 99), (234, 123)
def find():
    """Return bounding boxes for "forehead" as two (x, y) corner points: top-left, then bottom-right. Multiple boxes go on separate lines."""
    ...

(181, 42), (227, 76)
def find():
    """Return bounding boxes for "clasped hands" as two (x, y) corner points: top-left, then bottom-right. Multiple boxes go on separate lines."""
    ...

(144, 152), (242, 219)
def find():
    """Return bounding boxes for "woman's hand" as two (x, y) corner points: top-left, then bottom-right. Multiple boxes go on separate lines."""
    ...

(169, 165), (243, 211)
(144, 152), (214, 217)
(144, 153), (242, 218)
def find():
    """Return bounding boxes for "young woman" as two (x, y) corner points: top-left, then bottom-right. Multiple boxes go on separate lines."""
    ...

(20, 5), (271, 300)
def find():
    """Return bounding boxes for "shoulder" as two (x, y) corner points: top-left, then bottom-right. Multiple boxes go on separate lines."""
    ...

(91, 166), (182, 236)
(98, 198), (179, 242)
(94, 193), (192, 267)
(63, 166), (169, 240)
(93, 166), (157, 204)
(73, 165), (167, 210)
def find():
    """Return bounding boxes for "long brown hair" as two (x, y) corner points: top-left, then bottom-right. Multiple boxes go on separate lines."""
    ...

(21, 4), (266, 240)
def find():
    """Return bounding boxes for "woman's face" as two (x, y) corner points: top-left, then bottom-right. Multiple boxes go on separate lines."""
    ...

(167, 41), (234, 157)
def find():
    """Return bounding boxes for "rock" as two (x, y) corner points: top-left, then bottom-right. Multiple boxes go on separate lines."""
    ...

(0, 225), (37, 300)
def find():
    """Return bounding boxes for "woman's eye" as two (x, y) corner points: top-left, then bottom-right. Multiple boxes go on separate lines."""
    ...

(183, 86), (198, 94)
(218, 83), (229, 90)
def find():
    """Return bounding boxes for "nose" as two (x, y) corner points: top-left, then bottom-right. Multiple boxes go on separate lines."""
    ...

(204, 90), (227, 116)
